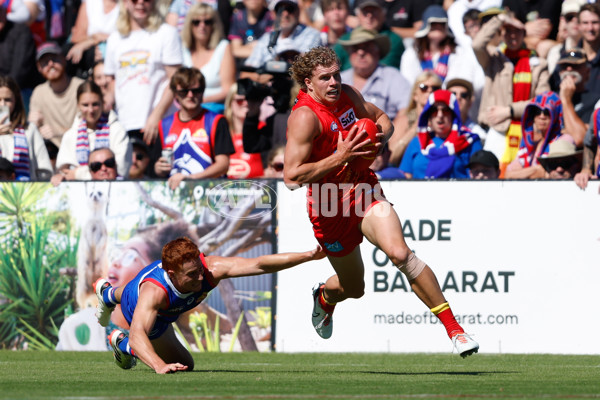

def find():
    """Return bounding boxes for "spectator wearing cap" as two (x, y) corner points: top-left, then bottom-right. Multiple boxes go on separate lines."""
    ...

(28, 42), (84, 149)
(468, 149), (499, 179)
(318, 0), (350, 47)
(339, 27), (410, 135)
(0, 156), (15, 180)
(505, 91), (564, 180)
(538, 138), (582, 180)
(400, 4), (484, 94)
(0, 2), (39, 95)
(128, 136), (151, 180)
(550, 48), (590, 147)
(447, 0), (500, 48)
(472, 10), (550, 177)
(445, 77), (488, 145)
(546, 0), (585, 75)
(500, 0), (561, 58)
(399, 89), (482, 179)
(243, 0), (320, 70)
(333, 0), (404, 71)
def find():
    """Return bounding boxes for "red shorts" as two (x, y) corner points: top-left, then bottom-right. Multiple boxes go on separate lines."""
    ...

(307, 172), (386, 257)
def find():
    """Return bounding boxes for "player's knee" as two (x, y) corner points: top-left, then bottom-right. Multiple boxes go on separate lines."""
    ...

(395, 252), (426, 281)
(386, 245), (412, 267)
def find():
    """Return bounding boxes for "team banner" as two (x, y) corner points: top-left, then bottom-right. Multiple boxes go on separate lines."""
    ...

(275, 180), (600, 355)
(0, 180), (277, 352)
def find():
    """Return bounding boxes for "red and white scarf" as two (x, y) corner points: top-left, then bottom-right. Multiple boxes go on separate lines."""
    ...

(76, 114), (110, 165)
(0, 127), (30, 180)
(420, 47), (452, 82)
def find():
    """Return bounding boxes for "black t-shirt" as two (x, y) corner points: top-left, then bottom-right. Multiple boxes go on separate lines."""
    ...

(384, 0), (442, 28)
(501, 0), (562, 40)
(213, 117), (236, 156)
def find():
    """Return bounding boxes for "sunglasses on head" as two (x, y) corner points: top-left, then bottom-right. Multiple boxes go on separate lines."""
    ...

(271, 162), (284, 172)
(191, 18), (214, 27)
(89, 157), (116, 172)
(175, 87), (203, 97)
(419, 83), (441, 93)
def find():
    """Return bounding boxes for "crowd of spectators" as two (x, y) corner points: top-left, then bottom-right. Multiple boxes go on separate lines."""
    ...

(0, 0), (598, 187)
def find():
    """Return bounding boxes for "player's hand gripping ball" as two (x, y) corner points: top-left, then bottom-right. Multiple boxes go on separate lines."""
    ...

(350, 118), (379, 170)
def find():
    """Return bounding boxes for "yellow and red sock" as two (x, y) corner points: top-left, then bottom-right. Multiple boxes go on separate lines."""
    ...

(431, 302), (463, 338)
(319, 287), (336, 313)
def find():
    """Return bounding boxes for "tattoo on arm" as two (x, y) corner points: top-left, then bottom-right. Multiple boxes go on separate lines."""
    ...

(582, 146), (595, 173)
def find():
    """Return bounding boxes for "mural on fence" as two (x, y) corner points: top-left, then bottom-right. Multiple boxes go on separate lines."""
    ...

(0, 180), (277, 352)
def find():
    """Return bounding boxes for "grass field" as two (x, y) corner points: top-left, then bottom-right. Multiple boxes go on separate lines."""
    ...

(0, 351), (599, 399)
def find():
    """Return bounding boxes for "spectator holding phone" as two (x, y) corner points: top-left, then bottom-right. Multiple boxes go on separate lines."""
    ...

(0, 75), (52, 181)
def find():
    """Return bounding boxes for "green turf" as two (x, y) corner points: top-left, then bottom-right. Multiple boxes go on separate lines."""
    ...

(0, 351), (599, 399)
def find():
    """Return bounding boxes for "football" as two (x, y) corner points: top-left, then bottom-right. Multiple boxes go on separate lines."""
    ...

(349, 118), (379, 170)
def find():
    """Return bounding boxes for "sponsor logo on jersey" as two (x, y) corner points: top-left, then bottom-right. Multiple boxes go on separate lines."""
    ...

(339, 108), (356, 129)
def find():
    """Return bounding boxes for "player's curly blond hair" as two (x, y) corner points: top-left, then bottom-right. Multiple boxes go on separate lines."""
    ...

(290, 46), (340, 91)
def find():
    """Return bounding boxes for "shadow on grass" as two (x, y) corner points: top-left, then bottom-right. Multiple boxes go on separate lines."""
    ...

(359, 371), (516, 376)
(189, 369), (516, 377)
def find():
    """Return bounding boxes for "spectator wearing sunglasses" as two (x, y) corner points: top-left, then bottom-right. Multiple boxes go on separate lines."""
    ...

(387, 70), (441, 166)
(128, 136), (151, 179)
(546, 0), (584, 75)
(505, 91), (564, 179)
(155, 67), (234, 190)
(399, 89), (482, 179)
(538, 138), (582, 180)
(87, 147), (119, 180)
(224, 83), (264, 179)
(549, 49), (591, 147)
(51, 81), (130, 186)
(180, 3), (235, 115)
(445, 78), (487, 145)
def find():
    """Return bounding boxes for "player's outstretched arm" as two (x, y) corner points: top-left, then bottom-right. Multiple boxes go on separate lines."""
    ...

(129, 283), (188, 374)
(208, 245), (326, 281)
